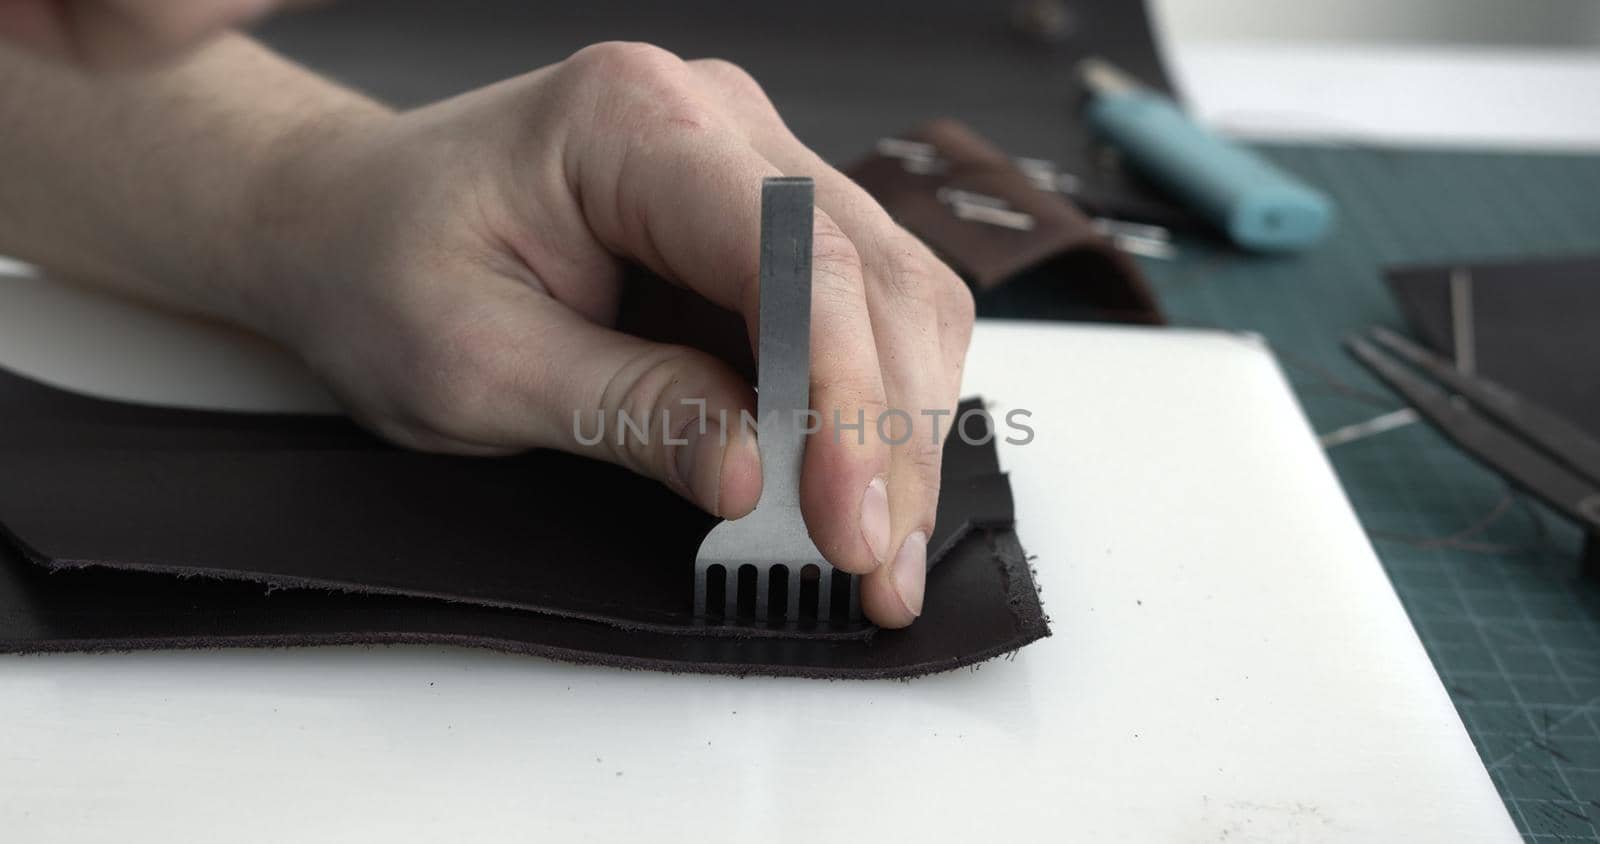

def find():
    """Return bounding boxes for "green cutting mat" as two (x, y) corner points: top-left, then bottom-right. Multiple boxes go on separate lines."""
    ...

(1141, 145), (1600, 841)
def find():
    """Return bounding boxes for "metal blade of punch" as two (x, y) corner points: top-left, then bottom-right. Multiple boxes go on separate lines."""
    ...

(754, 177), (813, 525)
(691, 177), (861, 625)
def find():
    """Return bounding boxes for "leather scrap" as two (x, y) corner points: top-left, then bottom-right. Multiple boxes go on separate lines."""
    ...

(848, 119), (1163, 325)
(1387, 255), (1600, 435)
(0, 367), (1048, 677)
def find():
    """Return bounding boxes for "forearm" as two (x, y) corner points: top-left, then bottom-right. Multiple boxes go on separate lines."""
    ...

(0, 34), (389, 331)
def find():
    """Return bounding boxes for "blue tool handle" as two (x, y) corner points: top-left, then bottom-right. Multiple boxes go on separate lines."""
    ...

(1086, 92), (1334, 252)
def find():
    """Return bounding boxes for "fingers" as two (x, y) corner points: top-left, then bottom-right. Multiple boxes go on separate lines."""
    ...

(386, 280), (764, 520)
(538, 307), (766, 520)
(792, 214), (895, 576)
(690, 58), (976, 627)
(549, 42), (895, 577)
(855, 237), (973, 629)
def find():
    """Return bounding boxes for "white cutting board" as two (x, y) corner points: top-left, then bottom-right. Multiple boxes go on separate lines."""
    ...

(0, 267), (1516, 842)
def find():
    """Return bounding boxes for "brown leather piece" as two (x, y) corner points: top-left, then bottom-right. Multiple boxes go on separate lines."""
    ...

(0, 367), (1048, 677)
(1387, 255), (1600, 435)
(848, 119), (1163, 325)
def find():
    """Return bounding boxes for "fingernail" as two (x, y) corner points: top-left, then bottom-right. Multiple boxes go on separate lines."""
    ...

(860, 476), (891, 566)
(891, 531), (927, 618)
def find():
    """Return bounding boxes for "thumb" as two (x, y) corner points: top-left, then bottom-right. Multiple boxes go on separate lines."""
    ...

(532, 304), (763, 519)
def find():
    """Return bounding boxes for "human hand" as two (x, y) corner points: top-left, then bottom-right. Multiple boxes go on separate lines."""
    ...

(246, 43), (975, 628)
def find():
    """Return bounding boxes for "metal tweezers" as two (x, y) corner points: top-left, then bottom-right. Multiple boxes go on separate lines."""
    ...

(1347, 326), (1600, 535)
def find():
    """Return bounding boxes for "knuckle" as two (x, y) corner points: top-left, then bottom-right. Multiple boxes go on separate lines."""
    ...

(940, 276), (977, 360)
(814, 369), (887, 411)
(565, 42), (718, 138)
(565, 41), (686, 83)
(654, 98), (718, 136)
(596, 344), (700, 475)
(875, 237), (943, 309)
(877, 235), (975, 328)
(903, 435), (944, 478)
(810, 218), (866, 291)
(689, 57), (768, 101)
(944, 268), (977, 328)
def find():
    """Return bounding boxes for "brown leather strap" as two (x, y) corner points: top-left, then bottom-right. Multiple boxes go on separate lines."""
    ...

(849, 119), (1163, 324)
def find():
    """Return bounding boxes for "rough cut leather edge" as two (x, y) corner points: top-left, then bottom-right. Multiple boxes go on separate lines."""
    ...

(0, 467), (1014, 643)
(0, 527), (1046, 679)
(848, 119), (1164, 325)
(0, 365), (1049, 677)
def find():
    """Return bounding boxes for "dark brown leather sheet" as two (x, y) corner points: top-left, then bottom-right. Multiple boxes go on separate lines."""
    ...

(1387, 255), (1600, 435)
(0, 368), (1048, 678)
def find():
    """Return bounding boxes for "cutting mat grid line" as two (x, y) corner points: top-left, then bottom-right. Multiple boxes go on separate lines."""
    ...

(1133, 144), (1600, 841)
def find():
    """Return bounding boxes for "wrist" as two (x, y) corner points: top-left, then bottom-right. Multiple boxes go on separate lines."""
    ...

(234, 99), (395, 346)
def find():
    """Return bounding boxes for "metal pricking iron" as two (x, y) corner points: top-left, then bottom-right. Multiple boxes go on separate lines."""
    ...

(691, 177), (862, 626)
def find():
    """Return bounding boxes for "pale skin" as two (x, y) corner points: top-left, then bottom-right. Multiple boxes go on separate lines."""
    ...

(0, 3), (975, 628)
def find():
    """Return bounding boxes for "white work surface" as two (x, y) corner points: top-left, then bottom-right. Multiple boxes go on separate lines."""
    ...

(0, 268), (1517, 842)
(1150, 0), (1600, 152)
(1166, 42), (1600, 151)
